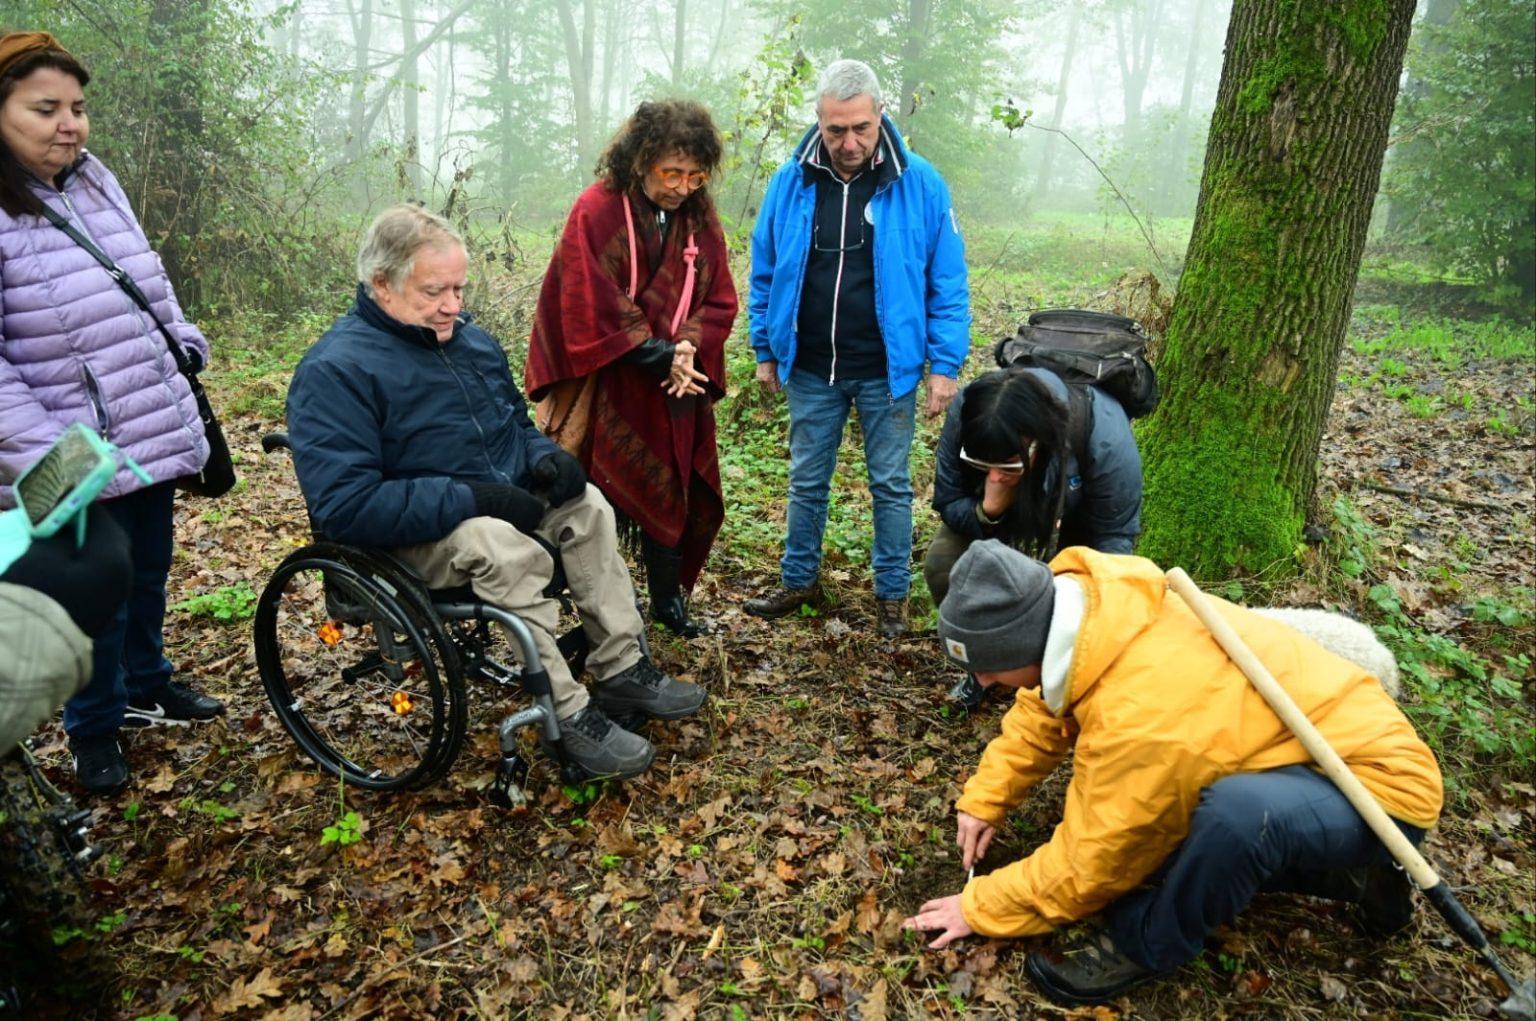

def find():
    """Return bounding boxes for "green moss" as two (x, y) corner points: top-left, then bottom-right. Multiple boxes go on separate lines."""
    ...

(1235, 0), (1392, 114)
(1138, 387), (1305, 578)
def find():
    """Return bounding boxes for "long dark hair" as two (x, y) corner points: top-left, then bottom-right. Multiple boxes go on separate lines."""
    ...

(595, 99), (722, 231)
(958, 367), (1072, 557)
(0, 47), (90, 218)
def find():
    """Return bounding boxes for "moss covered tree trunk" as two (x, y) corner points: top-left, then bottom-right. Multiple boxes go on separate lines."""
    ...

(1139, 0), (1416, 577)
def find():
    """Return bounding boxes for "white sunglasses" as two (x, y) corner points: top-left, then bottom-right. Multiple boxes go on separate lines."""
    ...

(958, 440), (1037, 475)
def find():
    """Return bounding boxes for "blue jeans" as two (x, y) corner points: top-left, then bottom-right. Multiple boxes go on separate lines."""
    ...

(1106, 765), (1424, 973)
(782, 369), (916, 600)
(64, 482), (177, 739)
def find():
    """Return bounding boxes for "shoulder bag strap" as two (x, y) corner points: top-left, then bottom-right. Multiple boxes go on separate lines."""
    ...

(40, 204), (197, 378)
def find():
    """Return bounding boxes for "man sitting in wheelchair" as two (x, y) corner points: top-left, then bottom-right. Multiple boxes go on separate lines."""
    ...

(285, 204), (704, 779)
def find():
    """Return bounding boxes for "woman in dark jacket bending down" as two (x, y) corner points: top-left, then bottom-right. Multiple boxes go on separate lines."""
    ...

(925, 365), (1143, 607)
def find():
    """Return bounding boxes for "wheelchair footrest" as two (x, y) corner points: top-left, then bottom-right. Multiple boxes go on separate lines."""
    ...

(488, 753), (531, 811)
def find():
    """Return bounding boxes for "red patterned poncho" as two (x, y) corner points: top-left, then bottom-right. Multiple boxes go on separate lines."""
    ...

(525, 181), (738, 591)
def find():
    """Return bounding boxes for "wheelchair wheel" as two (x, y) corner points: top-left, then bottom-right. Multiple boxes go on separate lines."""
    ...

(254, 544), (468, 791)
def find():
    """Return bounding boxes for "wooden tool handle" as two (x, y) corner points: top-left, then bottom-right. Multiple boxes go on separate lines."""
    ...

(1165, 568), (1439, 891)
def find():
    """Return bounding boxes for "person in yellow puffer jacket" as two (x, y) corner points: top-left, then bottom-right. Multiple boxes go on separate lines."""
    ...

(902, 540), (1443, 1007)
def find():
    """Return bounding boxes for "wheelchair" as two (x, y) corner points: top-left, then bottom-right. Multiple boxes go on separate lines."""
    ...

(253, 433), (643, 809)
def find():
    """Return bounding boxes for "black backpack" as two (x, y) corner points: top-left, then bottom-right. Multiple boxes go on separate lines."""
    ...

(992, 309), (1159, 419)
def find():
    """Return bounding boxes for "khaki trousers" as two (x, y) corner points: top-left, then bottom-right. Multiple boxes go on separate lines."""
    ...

(393, 485), (643, 719)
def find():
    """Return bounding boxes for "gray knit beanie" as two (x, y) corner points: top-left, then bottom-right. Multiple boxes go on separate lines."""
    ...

(937, 540), (1055, 673)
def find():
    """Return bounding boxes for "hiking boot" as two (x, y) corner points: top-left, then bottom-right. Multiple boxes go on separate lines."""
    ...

(876, 598), (908, 638)
(1359, 861), (1414, 937)
(1025, 930), (1158, 1006)
(652, 594), (707, 638)
(947, 673), (989, 713)
(122, 681), (226, 728)
(70, 734), (129, 797)
(594, 658), (706, 720)
(743, 581), (822, 620)
(556, 705), (655, 779)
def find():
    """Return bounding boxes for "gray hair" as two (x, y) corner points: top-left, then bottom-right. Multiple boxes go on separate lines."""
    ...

(356, 204), (464, 291)
(816, 59), (884, 114)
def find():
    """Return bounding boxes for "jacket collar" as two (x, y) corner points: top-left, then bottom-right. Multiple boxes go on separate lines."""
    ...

(794, 112), (908, 187)
(351, 283), (467, 349)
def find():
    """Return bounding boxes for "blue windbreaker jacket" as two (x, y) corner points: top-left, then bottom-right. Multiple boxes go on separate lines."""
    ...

(286, 286), (561, 548)
(748, 116), (971, 399)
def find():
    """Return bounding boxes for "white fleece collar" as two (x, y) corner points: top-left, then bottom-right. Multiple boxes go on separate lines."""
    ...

(1040, 576), (1085, 716)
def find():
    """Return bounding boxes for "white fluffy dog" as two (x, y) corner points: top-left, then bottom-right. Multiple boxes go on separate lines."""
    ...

(1253, 607), (1401, 699)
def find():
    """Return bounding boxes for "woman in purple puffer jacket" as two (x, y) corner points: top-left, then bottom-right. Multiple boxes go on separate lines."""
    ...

(0, 32), (225, 795)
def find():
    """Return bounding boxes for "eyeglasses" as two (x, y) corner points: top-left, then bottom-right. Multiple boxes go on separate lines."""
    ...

(652, 166), (709, 190)
(959, 441), (1037, 476)
(812, 215), (866, 253)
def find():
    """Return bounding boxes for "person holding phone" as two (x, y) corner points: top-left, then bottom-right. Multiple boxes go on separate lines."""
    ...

(0, 32), (224, 795)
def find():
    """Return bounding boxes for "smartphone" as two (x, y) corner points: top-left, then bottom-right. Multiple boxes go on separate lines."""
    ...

(14, 424), (119, 539)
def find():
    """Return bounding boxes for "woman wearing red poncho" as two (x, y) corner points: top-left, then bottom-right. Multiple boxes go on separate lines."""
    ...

(527, 100), (738, 637)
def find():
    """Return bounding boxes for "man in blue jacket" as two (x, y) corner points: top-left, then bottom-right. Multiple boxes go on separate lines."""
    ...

(286, 205), (705, 780)
(745, 59), (971, 638)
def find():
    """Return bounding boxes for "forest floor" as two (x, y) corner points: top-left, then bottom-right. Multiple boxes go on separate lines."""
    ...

(12, 222), (1535, 1020)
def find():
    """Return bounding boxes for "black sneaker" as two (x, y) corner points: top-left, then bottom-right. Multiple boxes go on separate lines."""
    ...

(1359, 861), (1415, 937)
(594, 658), (706, 720)
(1025, 930), (1158, 1006)
(71, 734), (129, 796)
(556, 705), (655, 779)
(123, 681), (225, 728)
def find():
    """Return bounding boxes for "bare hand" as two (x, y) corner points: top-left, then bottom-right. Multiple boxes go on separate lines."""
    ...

(755, 360), (781, 394)
(902, 894), (974, 950)
(925, 373), (959, 418)
(957, 811), (995, 870)
(980, 476), (1021, 519)
(664, 340), (708, 397)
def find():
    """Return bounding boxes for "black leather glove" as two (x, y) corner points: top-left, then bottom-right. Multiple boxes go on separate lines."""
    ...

(618, 337), (676, 377)
(466, 481), (544, 534)
(0, 504), (131, 637)
(531, 450), (586, 507)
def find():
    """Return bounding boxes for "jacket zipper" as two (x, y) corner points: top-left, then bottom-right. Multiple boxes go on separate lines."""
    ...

(436, 346), (511, 483)
(80, 363), (112, 436)
(828, 177), (852, 384)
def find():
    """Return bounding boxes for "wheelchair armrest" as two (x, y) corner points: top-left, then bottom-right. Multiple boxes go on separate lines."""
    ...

(261, 432), (292, 455)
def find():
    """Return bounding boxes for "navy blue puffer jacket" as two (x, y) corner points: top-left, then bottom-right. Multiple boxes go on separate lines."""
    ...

(286, 286), (560, 547)
(931, 367), (1142, 553)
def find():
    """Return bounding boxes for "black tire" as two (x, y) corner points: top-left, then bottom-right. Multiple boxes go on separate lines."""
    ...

(254, 544), (468, 791)
(0, 751), (105, 1016)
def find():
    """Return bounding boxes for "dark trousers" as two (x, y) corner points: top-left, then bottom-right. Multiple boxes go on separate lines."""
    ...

(1106, 765), (1424, 973)
(63, 482), (177, 739)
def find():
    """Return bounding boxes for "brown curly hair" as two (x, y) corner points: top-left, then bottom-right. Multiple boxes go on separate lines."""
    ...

(595, 99), (723, 228)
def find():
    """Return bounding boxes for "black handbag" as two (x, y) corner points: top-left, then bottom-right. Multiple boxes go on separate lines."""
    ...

(42, 207), (236, 498)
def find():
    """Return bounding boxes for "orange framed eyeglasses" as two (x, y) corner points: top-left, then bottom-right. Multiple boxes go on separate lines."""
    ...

(652, 166), (710, 190)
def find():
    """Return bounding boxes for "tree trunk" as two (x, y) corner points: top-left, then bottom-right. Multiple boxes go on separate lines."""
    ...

(1114, 0), (1162, 141)
(347, 0), (375, 159)
(672, 0), (686, 84)
(147, 0), (209, 301)
(1030, 3), (1081, 208)
(897, 0), (932, 133)
(1137, 0), (1417, 577)
(599, 0), (618, 131)
(401, 0), (421, 193)
(557, 0), (595, 170)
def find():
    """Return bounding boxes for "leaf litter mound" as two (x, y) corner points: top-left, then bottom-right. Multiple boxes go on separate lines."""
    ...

(14, 304), (1534, 1020)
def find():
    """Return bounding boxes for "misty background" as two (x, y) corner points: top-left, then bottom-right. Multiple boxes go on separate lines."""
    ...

(5, 0), (1528, 318)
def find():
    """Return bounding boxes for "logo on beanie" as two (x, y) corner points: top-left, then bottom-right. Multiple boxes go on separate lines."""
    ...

(945, 637), (970, 663)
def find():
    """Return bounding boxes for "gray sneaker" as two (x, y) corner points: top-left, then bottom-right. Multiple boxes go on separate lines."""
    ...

(556, 705), (655, 779)
(593, 657), (706, 720)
